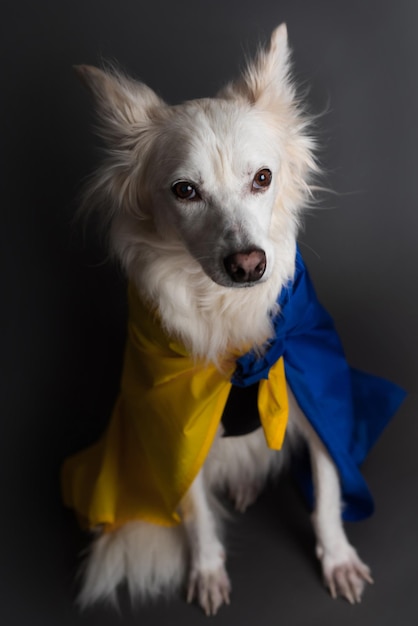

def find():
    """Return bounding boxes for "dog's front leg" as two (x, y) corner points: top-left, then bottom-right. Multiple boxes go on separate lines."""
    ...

(288, 389), (373, 603)
(180, 470), (231, 615)
(308, 432), (374, 603)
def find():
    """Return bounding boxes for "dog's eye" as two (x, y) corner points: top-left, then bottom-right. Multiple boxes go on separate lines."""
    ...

(252, 169), (272, 191)
(172, 181), (199, 201)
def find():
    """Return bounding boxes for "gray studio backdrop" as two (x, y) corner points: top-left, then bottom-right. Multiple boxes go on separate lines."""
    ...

(1, 1), (417, 625)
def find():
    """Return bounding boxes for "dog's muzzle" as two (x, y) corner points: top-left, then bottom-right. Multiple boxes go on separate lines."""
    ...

(223, 249), (266, 283)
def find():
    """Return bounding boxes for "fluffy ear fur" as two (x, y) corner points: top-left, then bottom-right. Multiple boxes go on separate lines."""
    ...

(220, 24), (294, 108)
(74, 64), (167, 145)
(75, 65), (169, 221)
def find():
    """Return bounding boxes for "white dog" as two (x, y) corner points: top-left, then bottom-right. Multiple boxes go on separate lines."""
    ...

(62, 24), (402, 616)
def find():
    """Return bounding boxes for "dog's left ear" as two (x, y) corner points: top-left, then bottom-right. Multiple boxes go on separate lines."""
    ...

(221, 24), (294, 108)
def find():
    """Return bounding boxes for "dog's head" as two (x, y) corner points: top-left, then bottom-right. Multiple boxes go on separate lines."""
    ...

(77, 25), (316, 289)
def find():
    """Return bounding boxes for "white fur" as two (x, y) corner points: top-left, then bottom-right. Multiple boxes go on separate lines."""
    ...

(74, 24), (372, 615)
(77, 522), (187, 608)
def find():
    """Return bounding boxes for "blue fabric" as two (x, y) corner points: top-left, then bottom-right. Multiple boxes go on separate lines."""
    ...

(231, 249), (406, 521)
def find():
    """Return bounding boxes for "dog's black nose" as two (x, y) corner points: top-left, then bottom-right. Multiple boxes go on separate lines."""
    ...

(224, 249), (266, 283)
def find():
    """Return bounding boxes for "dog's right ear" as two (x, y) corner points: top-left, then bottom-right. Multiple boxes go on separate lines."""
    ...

(74, 65), (167, 144)
(74, 66), (169, 220)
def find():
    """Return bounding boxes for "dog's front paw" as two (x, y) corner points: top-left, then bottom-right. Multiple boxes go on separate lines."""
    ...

(187, 563), (231, 616)
(318, 543), (373, 604)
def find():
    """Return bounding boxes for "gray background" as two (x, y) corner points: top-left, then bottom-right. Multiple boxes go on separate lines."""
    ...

(1, 1), (417, 625)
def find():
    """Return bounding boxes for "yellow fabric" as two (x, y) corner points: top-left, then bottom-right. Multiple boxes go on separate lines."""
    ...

(61, 284), (289, 530)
